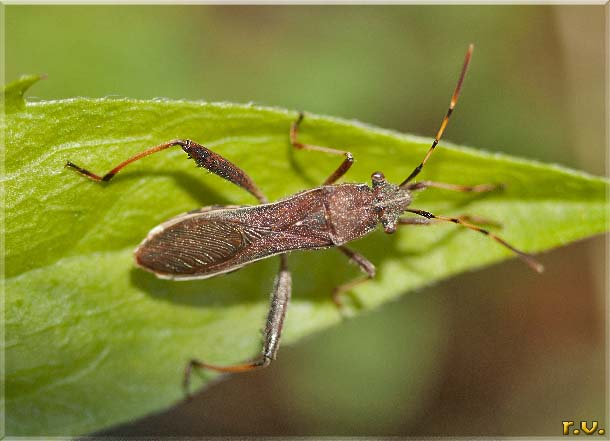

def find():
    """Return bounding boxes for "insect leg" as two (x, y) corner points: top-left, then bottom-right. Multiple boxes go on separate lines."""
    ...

(290, 112), (354, 185)
(399, 214), (501, 228)
(404, 180), (502, 193)
(332, 246), (376, 308)
(404, 208), (544, 273)
(66, 139), (268, 203)
(183, 255), (291, 396)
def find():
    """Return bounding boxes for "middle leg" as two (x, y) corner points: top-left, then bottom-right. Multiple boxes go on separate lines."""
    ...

(332, 246), (376, 309)
(290, 112), (354, 185)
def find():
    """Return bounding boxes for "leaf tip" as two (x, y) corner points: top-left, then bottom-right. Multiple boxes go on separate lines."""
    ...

(2, 73), (47, 113)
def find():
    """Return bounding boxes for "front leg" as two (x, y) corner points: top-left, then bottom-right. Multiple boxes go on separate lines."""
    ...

(399, 214), (501, 228)
(404, 180), (502, 193)
(183, 255), (291, 396)
(403, 208), (544, 273)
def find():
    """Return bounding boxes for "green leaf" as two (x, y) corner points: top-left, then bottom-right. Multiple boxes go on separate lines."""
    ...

(4, 75), (608, 435)
(2, 73), (47, 113)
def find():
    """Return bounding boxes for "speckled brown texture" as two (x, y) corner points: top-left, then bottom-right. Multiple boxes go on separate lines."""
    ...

(134, 183), (385, 279)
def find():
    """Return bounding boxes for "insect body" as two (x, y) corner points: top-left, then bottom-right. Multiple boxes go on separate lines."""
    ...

(66, 44), (543, 394)
(135, 183), (381, 280)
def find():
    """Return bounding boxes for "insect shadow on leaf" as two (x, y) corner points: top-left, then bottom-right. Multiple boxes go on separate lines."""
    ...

(65, 44), (543, 397)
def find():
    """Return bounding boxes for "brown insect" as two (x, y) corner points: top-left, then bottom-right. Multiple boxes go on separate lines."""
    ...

(66, 44), (543, 395)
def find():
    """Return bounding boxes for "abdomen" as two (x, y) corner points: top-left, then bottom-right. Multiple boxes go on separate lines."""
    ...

(134, 196), (336, 280)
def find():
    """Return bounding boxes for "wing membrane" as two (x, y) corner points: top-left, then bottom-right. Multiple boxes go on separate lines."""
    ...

(135, 197), (337, 280)
(135, 217), (259, 278)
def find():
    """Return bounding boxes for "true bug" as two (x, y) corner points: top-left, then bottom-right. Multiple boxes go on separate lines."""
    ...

(66, 44), (543, 394)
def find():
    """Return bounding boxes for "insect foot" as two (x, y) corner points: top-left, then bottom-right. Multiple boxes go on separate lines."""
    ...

(67, 44), (543, 391)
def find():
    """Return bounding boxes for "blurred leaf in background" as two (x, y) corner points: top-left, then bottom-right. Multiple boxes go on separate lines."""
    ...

(4, 4), (608, 437)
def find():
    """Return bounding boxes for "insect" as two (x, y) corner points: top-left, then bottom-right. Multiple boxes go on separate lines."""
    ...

(66, 44), (543, 395)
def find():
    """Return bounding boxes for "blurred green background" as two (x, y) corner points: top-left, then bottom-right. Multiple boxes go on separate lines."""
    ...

(6, 5), (607, 436)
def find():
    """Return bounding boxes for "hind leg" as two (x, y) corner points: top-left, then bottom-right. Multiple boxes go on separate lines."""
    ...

(183, 255), (291, 396)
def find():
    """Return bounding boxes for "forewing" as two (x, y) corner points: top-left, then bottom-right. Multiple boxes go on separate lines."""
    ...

(135, 215), (260, 278)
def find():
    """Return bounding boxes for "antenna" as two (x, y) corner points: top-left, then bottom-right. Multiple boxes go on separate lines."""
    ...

(400, 44), (474, 187)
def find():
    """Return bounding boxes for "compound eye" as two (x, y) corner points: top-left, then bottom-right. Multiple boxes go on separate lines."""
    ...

(381, 216), (397, 234)
(371, 171), (385, 185)
(383, 223), (397, 234)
